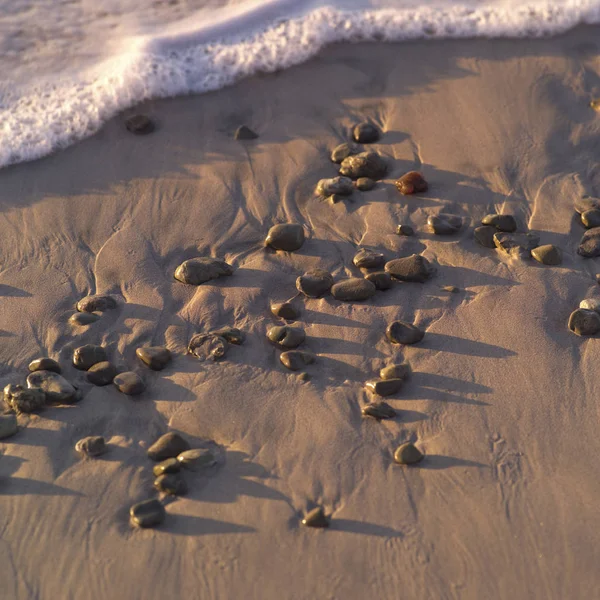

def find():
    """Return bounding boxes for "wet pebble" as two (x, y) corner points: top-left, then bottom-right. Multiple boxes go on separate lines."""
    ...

(386, 321), (424, 345)
(174, 257), (234, 285)
(365, 378), (403, 396)
(380, 362), (411, 381)
(296, 269), (334, 298)
(474, 225), (497, 248)
(113, 371), (145, 395)
(581, 209), (600, 228)
(316, 176), (353, 197)
(355, 177), (375, 191)
(77, 294), (117, 313)
(28, 358), (61, 374)
(188, 333), (229, 360)
(395, 171), (428, 195)
(575, 197), (600, 214)
(125, 114), (154, 135)
(396, 224), (414, 236)
(27, 371), (77, 404)
(353, 248), (385, 269)
(531, 244), (562, 266)
(265, 223), (305, 252)
(153, 458), (181, 477)
(154, 473), (188, 496)
(75, 436), (107, 457)
(177, 448), (217, 471)
(148, 432), (190, 461)
(427, 214), (462, 235)
(579, 298), (600, 313)
(339, 151), (387, 180)
(481, 214), (517, 232)
(362, 401), (396, 420)
(136, 347), (172, 371)
(271, 302), (300, 320)
(394, 443), (424, 465)
(280, 350), (316, 371)
(0, 414), (18, 440)
(385, 254), (433, 282)
(365, 271), (392, 290)
(331, 278), (376, 301)
(4, 384), (46, 414)
(69, 312), (100, 326)
(302, 506), (329, 528)
(73, 344), (107, 371)
(353, 121), (380, 143)
(494, 232), (540, 259)
(130, 499), (166, 528)
(568, 308), (600, 336)
(267, 326), (305, 349)
(234, 125), (258, 140)
(87, 362), (118, 386)
(578, 227), (600, 258)
(331, 142), (359, 164)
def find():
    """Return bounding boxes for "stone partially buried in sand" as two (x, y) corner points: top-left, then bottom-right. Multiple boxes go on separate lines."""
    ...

(380, 362), (411, 381)
(331, 142), (359, 164)
(130, 499), (166, 528)
(353, 248), (385, 269)
(77, 294), (118, 313)
(174, 257), (234, 285)
(125, 114), (154, 135)
(177, 448), (217, 471)
(578, 227), (600, 258)
(339, 151), (387, 180)
(394, 442), (424, 465)
(271, 302), (300, 320)
(87, 362), (118, 386)
(188, 333), (229, 360)
(296, 269), (334, 298)
(395, 171), (428, 195)
(27, 371), (77, 404)
(267, 326), (305, 349)
(113, 371), (145, 395)
(396, 224), (415, 236)
(427, 214), (462, 235)
(280, 350), (316, 371)
(365, 271), (392, 291)
(493, 232), (540, 259)
(75, 436), (107, 457)
(353, 121), (380, 143)
(4, 384), (46, 414)
(365, 378), (403, 396)
(153, 458), (181, 477)
(69, 312), (100, 326)
(73, 344), (107, 370)
(265, 223), (305, 252)
(136, 347), (172, 371)
(385, 254), (433, 282)
(581, 209), (600, 229)
(316, 176), (353, 197)
(302, 506), (329, 528)
(154, 473), (188, 496)
(386, 321), (424, 345)
(148, 432), (191, 461)
(28, 358), (61, 374)
(474, 225), (497, 248)
(362, 401), (396, 420)
(0, 414), (18, 440)
(482, 213), (517, 232)
(234, 125), (258, 140)
(568, 308), (600, 336)
(531, 244), (562, 266)
(331, 278), (376, 301)
(356, 177), (376, 191)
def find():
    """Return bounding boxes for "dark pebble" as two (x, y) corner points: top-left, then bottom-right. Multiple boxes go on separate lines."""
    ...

(353, 248), (385, 269)
(153, 458), (181, 477)
(575, 197), (600, 214)
(4, 384), (46, 414)
(396, 224), (414, 236)
(125, 115), (154, 135)
(136, 347), (172, 371)
(265, 223), (305, 252)
(130, 499), (166, 528)
(352, 122), (380, 143)
(365, 271), (392, 290)
(316, 176), (353, 197)
(362, 401), (396, 420)
(147, 432), (190, 461)
(271, 302), (300, 320)
(26, 371), (77, 404)
(380, 363), (411, 380)
(331, 142), (359, 164)
(302, 506), (329, 528)
(365, 378), (403, 396)
(177, 448), (217, 471)
(568, 308), (600, 336)
(296, 269), (334, 298)
(355, 177), (376, 191)
(174, 257), (234, 285)
(154, 473), (188, 496)
(75, 436), (107, 457)
(578, 227), (600, 258)
(113, 371), (145, 395)
(331, 278), (376, 301)
(385, 254), (434, 282)
(77, 294), (117, 313)
(73, 344), (107, 371)
(28, 358), (61, 374)
(69, 312), (100, 326)
(187, 333), (229, 360)
(87, 361), (118, 386)
(280, 350), (316, 371)
(386, 321), (425, 345)
(493, 232), (540, 259)
(474, 225), (497, 248)
(531, 244), (562, 266)
(482, 214), (517, 232)
(582, 209), (600, 228)
(427, 214), (462, 235)
(394, 442), (424, 465)
(339, 151), (387, 180)
(234, 125), (258, 140)
(395, 171), (428, 195)
(267, 326), (305, 349)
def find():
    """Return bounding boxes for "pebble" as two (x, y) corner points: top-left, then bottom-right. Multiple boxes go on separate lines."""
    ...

(69, 312), (100, 326)
(365, 271), (392, 291)
(339, 151), (387, 180)
(396, 224), (415, 236)
(27, 371), (77, 404)
(73, 344), (107, 371)
(211, 327), (245, 345)
(87, 362), (118, 386)
(265, 223), (305, 252)
(493, 232), (540, 259)
(130, 499), (166, 528)
(353, 121), (380, 143)
(380, 363), (411, 381)
(353, 248), (385, 269)
(580, 298), (600, 313)
(362, 401), (396, 420)
(394, 442), (424, 465)
(427, 214), (462, 235)
(177, 448), (217, 471)
(75, 436), (107, 457)
(188, 333), (229, 360)
(147, 432), (190, 461)
(234, 125), (258, 140)
(174, 257), (234, 285)
(355, 177), (376, 191)
(481, 214), (517, 232)
(28, 358), (61, 374)
(473, 225), (497, 248)
(531, 244), (562, 266)
(136, 347), (172, 371)
(154, 473), (188, 496)
(113, 371), (146, 395)
(271, 302), (300, 320)
(331, 142), (359, 164)
(302, 506), (329, 528)
(267, 325), (306, 349)
(574, 197), (600, 214)
(327, 194), (346, 205)
(125, 114), (154, 135)
(395, 171), (428, 195)
(77, 294), (117, 313)
(581, 209), (600, 228)
(280, 350), (316, 371)
(316, 176), (354, 197)
(331, 278), (377, 301)
(568, 308), (600, 336)
(153, 458), (181, 477)
(3, 384), (46, 414)
(578, 227), (600, 258)
(0, 414), (18, 440)
(365, 378), (403, 396)
(385, 254), (433, 282)
(386, 321), (425, 345)
(296, 269), (334, 298)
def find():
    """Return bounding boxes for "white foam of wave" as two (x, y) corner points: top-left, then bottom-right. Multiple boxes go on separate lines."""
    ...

(2, 0), (600, 168)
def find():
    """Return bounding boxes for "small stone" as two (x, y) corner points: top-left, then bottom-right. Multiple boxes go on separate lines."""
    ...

(153, 458), (181, 477)
(580, 298), (600, 313)
(474, 225), (497, 248)
(385, 255), (433, 282)
(427, 214), (462, 235)
(493, 232), (540, 259)
(125, 114), (154, 135)
(353, 248), (385, 269)
(581, 209), (600, 228)
(187, 333), (229, 360)
(211, 327), (245, 345)
(75, 436), (107, 457)
(296, 269), (334, 298)
(234, 125), (258, 140)
(136, 347), (172, 370)
(73, 344), (107, 371)
(271, 302), (300, 320)
(353, 122), (380, 144)
(280, 350), (316, 371)
(331, 142), (359, 164)
(441, 285), (460, 293)
(3, 384), (46, 414)
(154, 473), (187, 496)
(27, 371), (77, 404)
(113, 371), (146, 395)
(575, 197), (600, 214)
(69, 312), (100, 326)
(327, 194), (346, 205)
(365, 378), (403, 396)
(316, 176), (354, 197)
(174, 257), (234, 285)
(568, 308), (600, 336)
(297, 372), (311, 382)
(339, 151), (387, 180)
(302, 506), (329, 528)
(362, 401), (396, 420)
(531, 244), (562, 266)
(267, 326), (305, 349)
(386, 321), (424, 345)
(265, 223), (305, 252)
(147, 432), (190, 461)
(481, 214), (517, 232)
(0, 414), (18, 440)
(87, 362), (118, 386)
(77, 294), (118, 313)
(130, 499), (166, 528)
(380, 363), (411, 381)
(394, 442), (424, 465)
(396, 224), (414, 236)
(331, 278), (376, 301)
(28, 358), (61, 374)
(578, 227), (600, 258)
(355, 177), (376, 191)
(365, 271), (392, 291)
(177, 448), (216, 471)
(395, 171), (428, 195)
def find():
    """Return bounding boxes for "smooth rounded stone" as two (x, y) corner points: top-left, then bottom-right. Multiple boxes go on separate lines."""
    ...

(575, 197), (600, 214)
(177, 448), (217, 471)
(87, 362), (118, 386)
(113, 371), (145, 396)
(365, 271), (392, 291)
(147, 432), (190, 461)
(265, 223), (305, 252)
(362, 401), (396, 420)
(27, 371), (77, 404)
(396, 224), (415, 236)
(395, 171), (428, 195)
(581, 209), (600, 228)
(267, 326), (305, 349)
(386, 321), (425, 345)
(568, 308), (600, 336)
(578, 227), (600, 258)
(211, 327), (245, 345)
(579, 298), (600, 313)
(28, 358), (61, 374)
(531, 244), (562, 266)
(154, 473), (188, 496)
(0, 414), (18, 440)
(77, 294), (118, 313)
(4, 384), (46, 414)
(394, 442), (424, 465)
(493, 232), (540, 258)
(153, 458), (181, 477)
(427, 214), (462, 235)
(331, 278), (376, 302)
(302, 506), (329, 528)
(385, 254), (433, 283)
(271, 302), (300, 320)
(280, 350), (316, 371)
(73, 344), (107, 371)
(355, 177), (376, 191)
(473, 225), (497, 248)
(316, 176), (354, 197)
(234, 125), (258, 140)
(297, 270), (333, 300)
(339, 151), (387, 180)
(187, 333), (229, 360)
(69, 312), (100, 326)
(136, 347), (172, 371)
(174, 257), (234, 285)
(130, 499), (166, 528)
(380, 362), (411, 381)
(353, 248), (385, 269)
(365, 378), (403, 397)
(75, 436), (107, 458)
(481, 213), (517, 232)
(353, 121), (380, 144)
(331, 142), (359, 164)
(125, 114), (154, 135)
